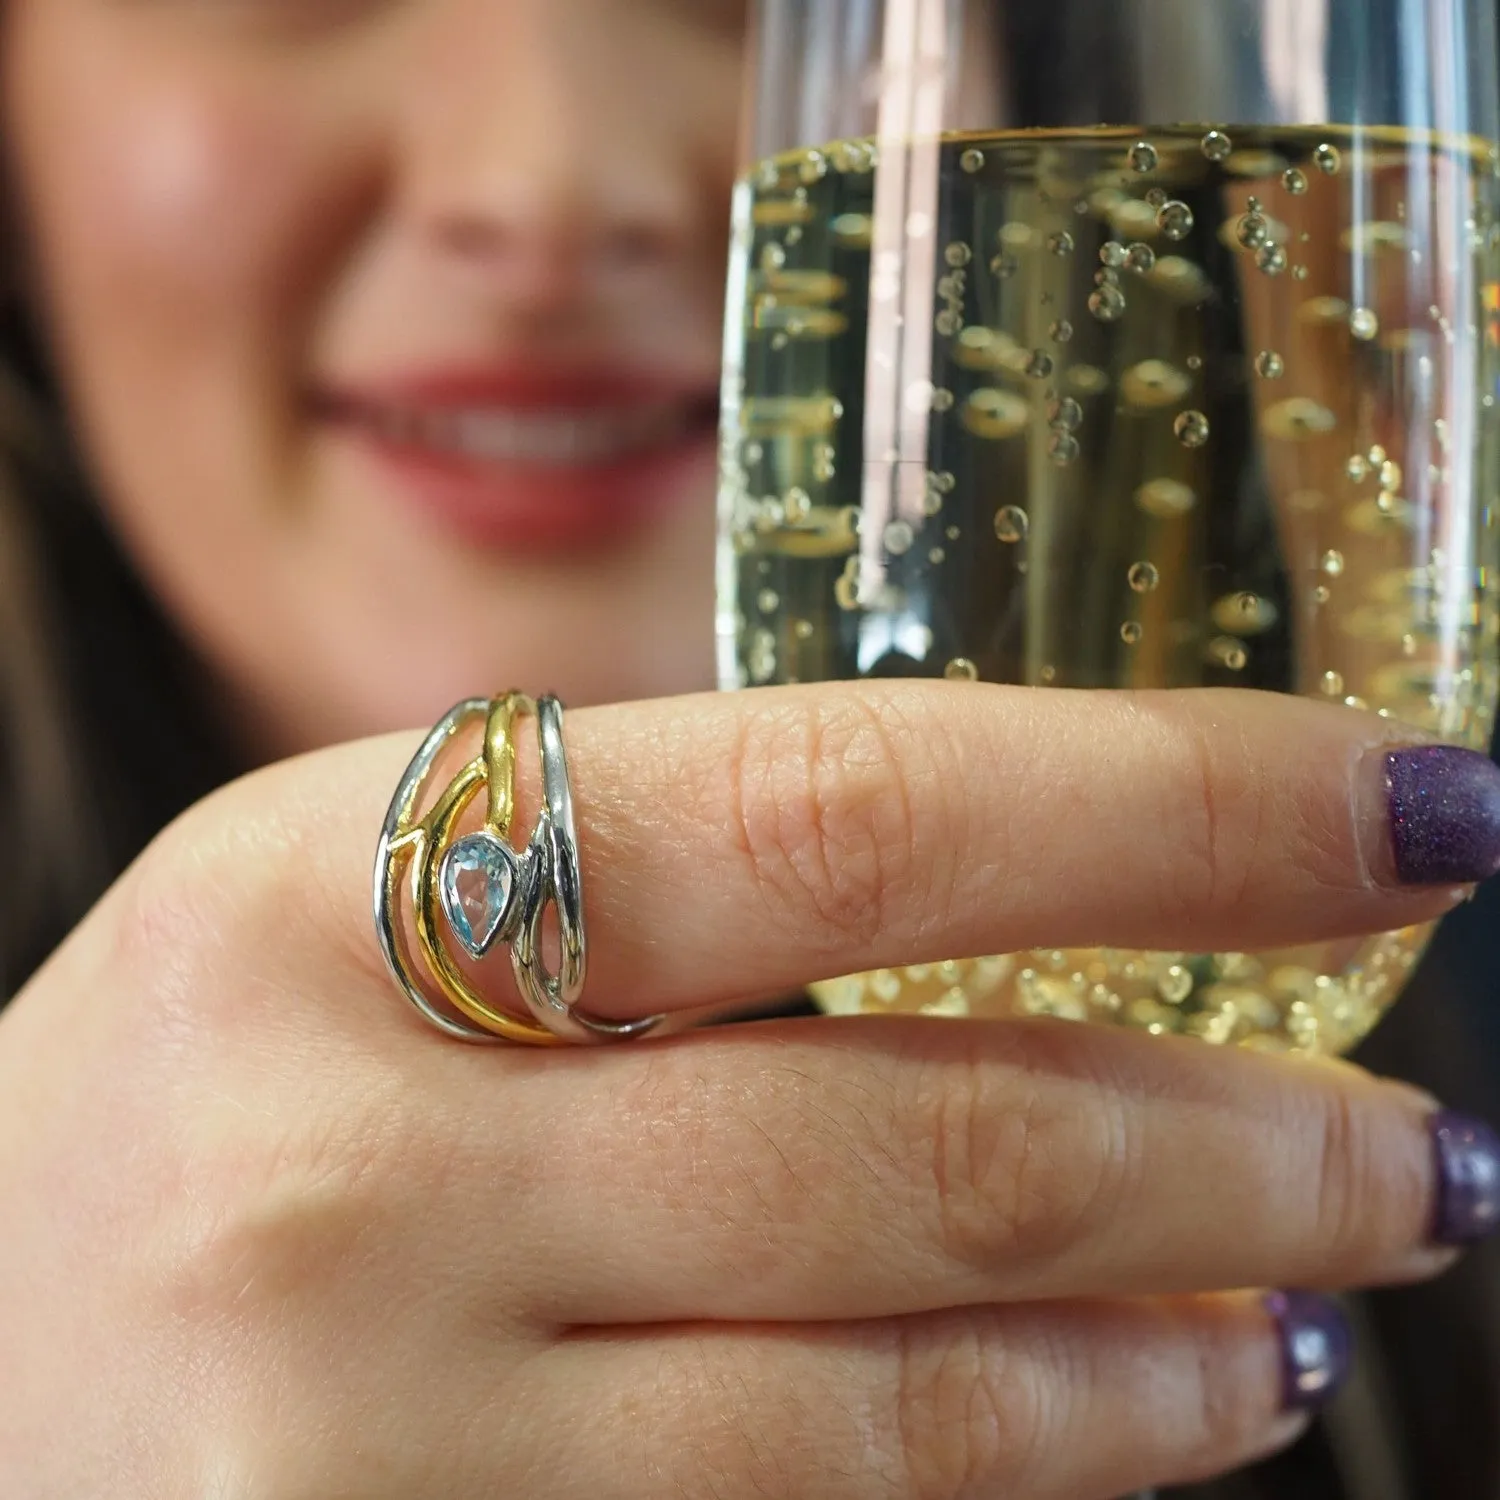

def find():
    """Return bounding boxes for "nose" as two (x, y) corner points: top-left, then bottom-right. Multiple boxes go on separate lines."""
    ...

(396, 0), (724, 303)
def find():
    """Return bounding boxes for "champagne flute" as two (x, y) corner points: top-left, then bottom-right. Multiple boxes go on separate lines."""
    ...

(718, 0), (1500, 1061)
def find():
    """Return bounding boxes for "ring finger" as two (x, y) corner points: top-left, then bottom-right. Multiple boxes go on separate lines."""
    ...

(523, 1290), (1346, 1500)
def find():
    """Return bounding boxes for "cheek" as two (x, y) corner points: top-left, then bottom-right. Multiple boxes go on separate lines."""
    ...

(9, 29), (372, 421)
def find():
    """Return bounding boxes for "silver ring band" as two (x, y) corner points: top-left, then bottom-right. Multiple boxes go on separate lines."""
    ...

(511, 697), (661, 1045)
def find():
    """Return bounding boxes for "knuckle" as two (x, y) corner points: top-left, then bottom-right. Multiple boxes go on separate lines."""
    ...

(722, 694), (929, 952)
(109, 768), (367, 1045)
(664, 1344), (805, 1499)
(888, 1313), (1054, 1500)
(159, 1085), (416, 1332)
(927, 1028), (1136, 1278)
(1157, 706), (1270, 924)
(620, 1046), (897, 1286)
(152, 1097), (524, 1425)
(113, 789), (281, 993)
(1308, 1084), (1375, 1261)
(110, 804), (233, 997)
(1188, 1334), (1270, 1462)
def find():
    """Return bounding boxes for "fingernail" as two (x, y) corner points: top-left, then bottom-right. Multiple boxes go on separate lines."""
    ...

(1264, 1291), (1353, 1412)
(1432, 1111), (1500, 1245)
(1384, 747), (1500, 886)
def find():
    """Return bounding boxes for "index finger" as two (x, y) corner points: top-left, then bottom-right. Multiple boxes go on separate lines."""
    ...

(208, 681), (1500, 1025)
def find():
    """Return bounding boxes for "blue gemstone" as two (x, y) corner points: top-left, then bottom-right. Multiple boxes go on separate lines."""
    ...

(439, 834), (516, 958)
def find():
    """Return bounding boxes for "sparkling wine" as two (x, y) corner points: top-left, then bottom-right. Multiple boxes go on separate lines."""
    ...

(718, 125), (1500, 1055)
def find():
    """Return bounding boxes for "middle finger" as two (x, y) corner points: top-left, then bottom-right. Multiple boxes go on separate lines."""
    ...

(504, 1015), (1463, 1324)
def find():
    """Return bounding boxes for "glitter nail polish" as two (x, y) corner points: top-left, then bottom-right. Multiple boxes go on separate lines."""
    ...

(1265, 1291), (1353, 1411)
(1385, 746), (1500, 886)
(1432, 1111), (1500, 1246)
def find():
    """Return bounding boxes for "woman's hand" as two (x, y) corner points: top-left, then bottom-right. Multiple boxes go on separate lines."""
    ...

(3, 682), (1498, 1499)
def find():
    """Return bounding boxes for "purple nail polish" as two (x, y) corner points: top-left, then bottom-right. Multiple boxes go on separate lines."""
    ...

(1432, 1111), (1500, 1246)
(1264, 1291), (1352, 1411)
(1385, 746), (1500, 886)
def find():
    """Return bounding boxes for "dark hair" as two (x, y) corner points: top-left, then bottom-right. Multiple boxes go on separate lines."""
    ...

(0, 295), (236, 996)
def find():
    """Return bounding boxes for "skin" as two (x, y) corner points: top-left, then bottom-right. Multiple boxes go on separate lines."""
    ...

(0, 683), (1480, 1496)
(4, 0), (743, 756)
(0, 2), (1495, 1496)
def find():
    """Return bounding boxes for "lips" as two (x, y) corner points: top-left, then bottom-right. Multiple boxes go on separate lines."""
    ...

(315, 368), (720, 552)
(362, 398), (700, 468)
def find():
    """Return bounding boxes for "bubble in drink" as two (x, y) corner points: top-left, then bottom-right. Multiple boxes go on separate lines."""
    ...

(1323, 549), (1346, 577)
(1136, 477), (1197, 518)
(962, 388), (1029, 440)
(944, 241), (973, 267)
(1212, 591), (1279, 635)
(1201, 130), (1233, 161)
(1314, 142), (1342, 174)
(1351, 307), (1381, 341)
(1123, 359), (1192, 408)
(1026, 350), (1055, 379)
(1121, 621), (1145, 645)
(884, 521), (914, 555)
(1127, 242), (1157, 272)
(1262, 397), (1338, 440)
(1089, 284), (1127, 321)
(1068, 365), (1111, 396)
(1130, 141), (1160, 172)
(1174, 410), (1211, 447)
(1210, 637), (1251, 671)
(1159, 965), (1195, 1005)
(1129, 561), (1161, 593)
(1158, 201), (1195, 239)
(960, 148), (986, 173)
(1257, 244), (1288, 275)
(1322, 669), (1347, 696)
(833, 559), (862, 612)
(1101, 240), (1129, 267)
(1255, 350), (1286, 379)
(1049, 431), (1081, 466)
(1048, 230), (1076, 256)
(1049, 396), (1084, 430)
(1302, 295), (1352, 324)
(1237, 211), (1270, 249)
(1050, 318), (1075, 343)
(1284, 167), (1310, 194)
(945, 658), (979, 682)
(994, 505), (1030, 543)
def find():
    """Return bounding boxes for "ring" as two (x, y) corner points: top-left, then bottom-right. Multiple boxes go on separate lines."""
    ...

(372, 693), (667, 1047)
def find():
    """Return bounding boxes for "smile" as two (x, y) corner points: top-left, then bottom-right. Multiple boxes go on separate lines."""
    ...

(359, 399), (707, 470)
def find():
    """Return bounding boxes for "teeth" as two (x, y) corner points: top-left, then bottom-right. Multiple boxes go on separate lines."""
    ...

(370, 402), (693, 467)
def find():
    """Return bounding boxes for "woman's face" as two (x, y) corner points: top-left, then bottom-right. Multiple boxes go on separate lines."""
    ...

(3, 0), (744, 754)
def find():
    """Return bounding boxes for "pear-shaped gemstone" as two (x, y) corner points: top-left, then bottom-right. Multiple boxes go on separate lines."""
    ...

(439, 833), (517, 958)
